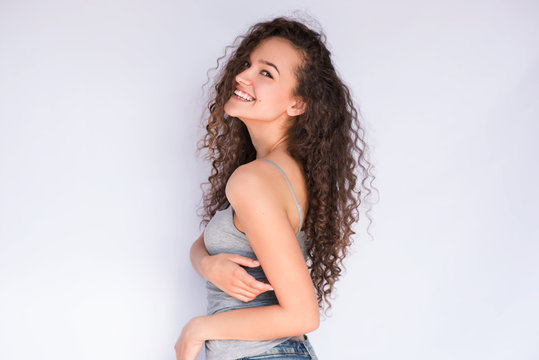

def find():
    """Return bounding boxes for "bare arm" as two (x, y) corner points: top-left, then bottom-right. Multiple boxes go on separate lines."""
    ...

(189, 231), (209, 279)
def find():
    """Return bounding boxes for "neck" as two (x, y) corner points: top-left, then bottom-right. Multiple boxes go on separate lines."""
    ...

(243, 119), (289, 159)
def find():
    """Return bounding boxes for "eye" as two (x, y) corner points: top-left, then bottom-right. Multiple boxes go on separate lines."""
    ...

(261, 70), (273, 79)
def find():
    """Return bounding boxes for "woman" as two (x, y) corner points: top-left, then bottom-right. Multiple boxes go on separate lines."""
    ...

(175, 16), (376, 360)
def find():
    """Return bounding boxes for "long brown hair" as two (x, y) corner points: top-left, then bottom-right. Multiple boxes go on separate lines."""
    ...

(196, 17), (377, 311)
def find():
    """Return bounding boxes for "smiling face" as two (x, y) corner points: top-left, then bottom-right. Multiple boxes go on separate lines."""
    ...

(224, 36), (305, 123)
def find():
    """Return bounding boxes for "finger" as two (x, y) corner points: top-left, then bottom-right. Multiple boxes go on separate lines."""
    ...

(231, 281), (260, 297)
(229, 254), (260, 268)
(230, 291), (256, 303)
(233, 280), (272, 299)
(240, 273), (274, 292)
(230, 285), (260, 299)
(231, 262), (273, 293)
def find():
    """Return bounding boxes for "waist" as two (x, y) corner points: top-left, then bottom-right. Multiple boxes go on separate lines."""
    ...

(205, 284), (306, 342)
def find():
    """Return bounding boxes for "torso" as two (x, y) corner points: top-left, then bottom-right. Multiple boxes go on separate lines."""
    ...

(204, 150), (310, 357)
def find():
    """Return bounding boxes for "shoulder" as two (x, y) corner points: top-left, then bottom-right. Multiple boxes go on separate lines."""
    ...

(226, 159), (279, 206)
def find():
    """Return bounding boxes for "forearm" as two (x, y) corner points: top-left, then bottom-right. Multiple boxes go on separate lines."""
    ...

(195, 304), (319, 341)
(189, 232), (209, 279)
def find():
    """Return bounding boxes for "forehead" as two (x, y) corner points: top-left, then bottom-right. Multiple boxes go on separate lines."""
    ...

(251, 37), (302, 73)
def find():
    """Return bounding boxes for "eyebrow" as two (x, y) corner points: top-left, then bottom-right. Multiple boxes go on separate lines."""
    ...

(258, 59), (280, 75)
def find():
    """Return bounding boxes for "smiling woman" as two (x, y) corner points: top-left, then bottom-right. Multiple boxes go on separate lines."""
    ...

(175, 16), (377, 360)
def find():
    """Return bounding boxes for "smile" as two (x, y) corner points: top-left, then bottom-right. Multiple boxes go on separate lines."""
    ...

(233, 89), (255, 102)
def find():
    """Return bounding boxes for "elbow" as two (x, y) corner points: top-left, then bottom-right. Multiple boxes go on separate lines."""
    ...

(295, 305), (320, 334)
(287, 294), (320, 334)
(281, 304), (320, 334)
(304, 308), (320, 333)
(306, 297), (320, 332)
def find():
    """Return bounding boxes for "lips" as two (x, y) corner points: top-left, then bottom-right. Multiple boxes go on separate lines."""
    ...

(233, 88), (255, 102)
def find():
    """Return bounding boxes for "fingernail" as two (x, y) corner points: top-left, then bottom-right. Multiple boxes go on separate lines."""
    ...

(253, 260), (260, 266)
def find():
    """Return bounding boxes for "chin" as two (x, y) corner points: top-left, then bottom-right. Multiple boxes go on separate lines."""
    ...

(223, 101), (235, 117)
(224, 104), (246, 120)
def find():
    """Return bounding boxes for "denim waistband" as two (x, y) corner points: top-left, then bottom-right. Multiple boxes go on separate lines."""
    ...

(237, 335), (318, 359)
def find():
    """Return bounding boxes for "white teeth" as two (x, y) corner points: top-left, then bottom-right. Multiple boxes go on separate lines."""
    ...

(234, 89), (254, 101)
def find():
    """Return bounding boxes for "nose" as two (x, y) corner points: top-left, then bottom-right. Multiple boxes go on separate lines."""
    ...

(235, 68), (252, 86)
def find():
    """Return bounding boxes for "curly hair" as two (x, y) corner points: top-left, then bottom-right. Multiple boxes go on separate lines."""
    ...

(196, 16), (377, 311)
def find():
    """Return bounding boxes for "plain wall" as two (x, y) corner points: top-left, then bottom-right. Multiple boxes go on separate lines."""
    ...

(0, 1), (538, 359)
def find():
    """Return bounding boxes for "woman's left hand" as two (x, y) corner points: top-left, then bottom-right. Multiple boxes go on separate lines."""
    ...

(174, 317), (205, 360)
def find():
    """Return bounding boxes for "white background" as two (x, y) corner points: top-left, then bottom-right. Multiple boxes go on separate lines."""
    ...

(1, 1), (538, 359)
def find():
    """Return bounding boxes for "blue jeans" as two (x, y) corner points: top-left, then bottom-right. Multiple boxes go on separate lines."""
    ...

(236, 335), (318, 359)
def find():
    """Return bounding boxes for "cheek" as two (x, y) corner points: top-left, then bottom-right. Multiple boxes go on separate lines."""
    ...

(257, 83), (292, 107)
(274, 89), (294, 108)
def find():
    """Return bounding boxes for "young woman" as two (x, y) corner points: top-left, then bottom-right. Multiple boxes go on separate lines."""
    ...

(175, 17), (376, 360)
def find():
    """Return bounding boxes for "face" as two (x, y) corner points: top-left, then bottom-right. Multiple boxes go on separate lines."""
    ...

(223, 36), (305, 122)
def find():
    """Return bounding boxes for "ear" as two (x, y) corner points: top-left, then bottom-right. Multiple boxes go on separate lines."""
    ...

(286, 97), (306, 117)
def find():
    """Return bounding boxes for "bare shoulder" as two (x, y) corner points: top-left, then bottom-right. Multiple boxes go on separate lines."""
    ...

(227, 155), (305, 202)
(226, 153), (307, 234)
(226, 160), (279, 204)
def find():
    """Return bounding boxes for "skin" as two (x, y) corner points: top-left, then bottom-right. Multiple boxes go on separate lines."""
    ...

(175, 37), (319, 360)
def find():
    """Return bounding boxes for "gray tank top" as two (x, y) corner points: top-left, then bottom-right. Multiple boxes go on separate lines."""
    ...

(203, 158), (308, 360)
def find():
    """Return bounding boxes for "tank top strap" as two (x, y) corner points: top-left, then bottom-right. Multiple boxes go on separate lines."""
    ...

(258, 158), (303, 236)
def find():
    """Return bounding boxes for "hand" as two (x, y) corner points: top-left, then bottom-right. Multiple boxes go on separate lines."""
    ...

(174, 317), (205, 360)
(202, 253), (274, 302)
